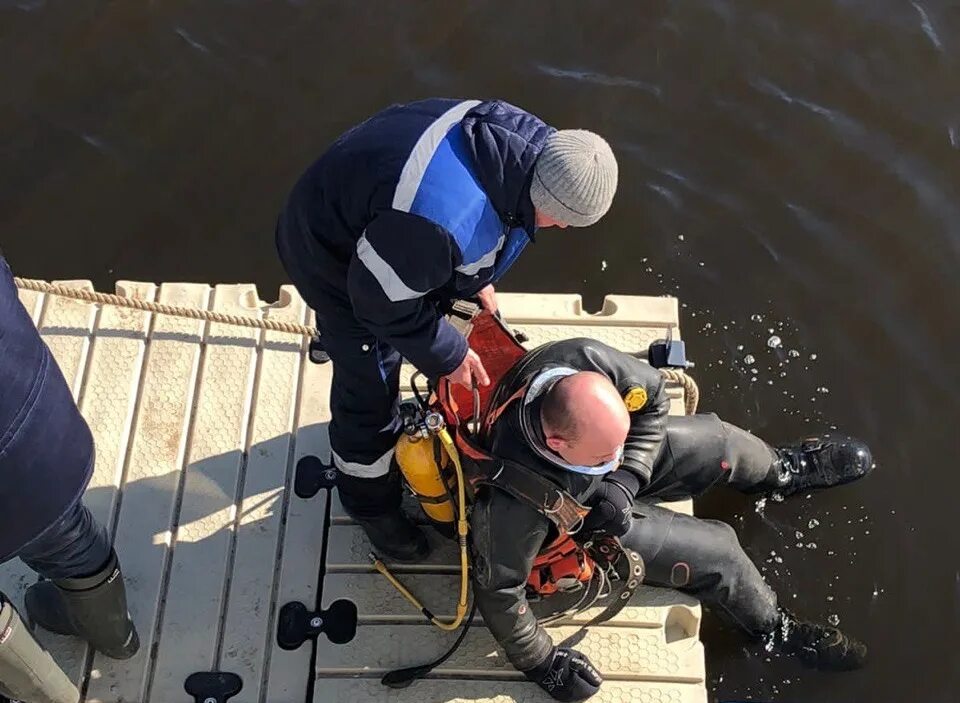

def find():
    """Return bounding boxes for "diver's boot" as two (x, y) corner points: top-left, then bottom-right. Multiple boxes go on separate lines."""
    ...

(770, 435), (874, 498)
(337, 471), (430, 563)
(0, 596), (79, 703)
(24, 551), (139, 660)
(769, 610), (867, 671)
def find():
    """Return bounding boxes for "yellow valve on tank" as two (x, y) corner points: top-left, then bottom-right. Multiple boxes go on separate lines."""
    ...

(394, 432), (456, 523)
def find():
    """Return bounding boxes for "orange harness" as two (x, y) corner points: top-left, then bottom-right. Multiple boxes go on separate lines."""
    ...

(429, 305), (642, 605)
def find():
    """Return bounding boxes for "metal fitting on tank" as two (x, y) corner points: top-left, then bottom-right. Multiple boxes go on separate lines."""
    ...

(424, 412), (445, 433)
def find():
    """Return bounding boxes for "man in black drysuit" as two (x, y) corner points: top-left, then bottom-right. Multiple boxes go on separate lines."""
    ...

(0, 255), (139, 703)
(469, 337), (873, 701)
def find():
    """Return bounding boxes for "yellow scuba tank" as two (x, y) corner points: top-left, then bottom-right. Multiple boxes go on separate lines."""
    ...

(374, 399), (469, 633)
(395, 415), (457, 524)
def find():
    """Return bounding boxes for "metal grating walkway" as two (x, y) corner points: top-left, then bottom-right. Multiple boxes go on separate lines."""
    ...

(2, 283), (706, 703)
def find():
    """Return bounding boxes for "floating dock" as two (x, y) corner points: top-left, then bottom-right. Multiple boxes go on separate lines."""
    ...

(2, 282), (706, 703)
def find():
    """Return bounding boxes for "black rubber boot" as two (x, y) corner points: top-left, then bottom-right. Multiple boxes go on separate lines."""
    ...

(24, 550), (139, 660)
(337, 470), (430, 563)
(771, 435), (874, 498)
(769, 610), (867, 671)
(0, 596), (79, 703)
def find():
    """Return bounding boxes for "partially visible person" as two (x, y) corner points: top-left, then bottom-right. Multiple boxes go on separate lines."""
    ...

(470, 338), (872, 701)
(0, 255), (139, 703)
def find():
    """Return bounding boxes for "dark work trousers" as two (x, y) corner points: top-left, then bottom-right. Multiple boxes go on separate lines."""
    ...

(8, 499), (111, 581)
(622, 413), (782, 636)
(276, 222), (405, 517)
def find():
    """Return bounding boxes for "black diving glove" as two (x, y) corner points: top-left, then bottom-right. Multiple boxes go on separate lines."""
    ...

(581, 471), (641, 537)
(523, 647), (603, 702)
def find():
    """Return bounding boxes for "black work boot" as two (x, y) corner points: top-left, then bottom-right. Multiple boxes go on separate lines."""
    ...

(771, 435), (874, 498)
(337, 470), (430, 563)
(25, 550), (139, 660)
(769, 610), (867, 671)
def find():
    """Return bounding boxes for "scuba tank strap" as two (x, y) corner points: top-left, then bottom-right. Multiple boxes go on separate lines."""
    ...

(481, 385), (527, 435)
(473, 456), (589, 535)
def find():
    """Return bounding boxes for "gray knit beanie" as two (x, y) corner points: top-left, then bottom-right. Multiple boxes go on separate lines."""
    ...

(530, 129), (618, 227)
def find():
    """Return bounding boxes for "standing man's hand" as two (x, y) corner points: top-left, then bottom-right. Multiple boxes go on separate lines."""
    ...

(477, 284), (498, 315)
(444, 348), (491, 388)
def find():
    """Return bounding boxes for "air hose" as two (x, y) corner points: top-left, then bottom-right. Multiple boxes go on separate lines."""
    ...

(369, 424), (471, 632)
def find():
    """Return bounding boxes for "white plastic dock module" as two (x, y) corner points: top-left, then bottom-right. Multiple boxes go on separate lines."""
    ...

(3, 284), (705, 703)
(319, 293), (705, 703)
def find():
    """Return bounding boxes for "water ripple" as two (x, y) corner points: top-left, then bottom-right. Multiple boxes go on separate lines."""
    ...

(534, 64), (661, 97)
(751, 77), (960, 260)
(911, 2), (943, 53)
(175, 27), (211, 54)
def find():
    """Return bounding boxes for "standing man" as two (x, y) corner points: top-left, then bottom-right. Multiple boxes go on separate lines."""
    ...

(276, 98), (618, 561)
(0, 256), (139, 703)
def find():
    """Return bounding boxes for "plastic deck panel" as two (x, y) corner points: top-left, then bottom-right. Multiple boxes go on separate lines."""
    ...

(2, 284), (704, 703)
(313, 293), (704, 703)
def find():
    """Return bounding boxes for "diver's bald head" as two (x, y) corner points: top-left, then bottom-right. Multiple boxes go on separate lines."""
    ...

(541, 371), (629, 467)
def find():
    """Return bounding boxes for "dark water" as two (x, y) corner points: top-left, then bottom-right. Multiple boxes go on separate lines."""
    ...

(2, 2), (959, 700)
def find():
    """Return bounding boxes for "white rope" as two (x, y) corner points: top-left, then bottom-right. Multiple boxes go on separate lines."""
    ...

(15, 277), (699, 413)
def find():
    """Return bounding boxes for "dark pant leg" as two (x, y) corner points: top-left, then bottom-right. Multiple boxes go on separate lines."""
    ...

(16, 500), (111, 580)
(622, 502), (780, 636)
(276, 220), (405, 513)
(641, 413), (780, 502)
(627, 413), (782, 635)
(316, 315), (402, 473)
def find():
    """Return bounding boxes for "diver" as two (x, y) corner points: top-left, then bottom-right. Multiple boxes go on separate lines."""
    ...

(470, 337), (872, 701)
(0, 255), (139, 703)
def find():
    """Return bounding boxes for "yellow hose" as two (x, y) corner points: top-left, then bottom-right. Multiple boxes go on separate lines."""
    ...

(370, 427), (470, 631)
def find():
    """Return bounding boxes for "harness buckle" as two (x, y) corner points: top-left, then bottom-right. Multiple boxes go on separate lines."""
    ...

(542, 490), (565, 515)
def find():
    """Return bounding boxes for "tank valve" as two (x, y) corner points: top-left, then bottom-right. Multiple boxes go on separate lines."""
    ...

(424, 412), (446, 434)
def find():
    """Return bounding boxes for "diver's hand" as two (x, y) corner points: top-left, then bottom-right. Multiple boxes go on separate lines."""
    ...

(476, 284), (498, 314)
(523, 647), (603, 702)
(444, 348), (490, 389)
(582, 472), (640, 537)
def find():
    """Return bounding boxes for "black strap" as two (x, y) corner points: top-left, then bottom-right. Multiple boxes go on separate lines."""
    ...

(464, 452), (588, 535)
(579, 538), (645, 628)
